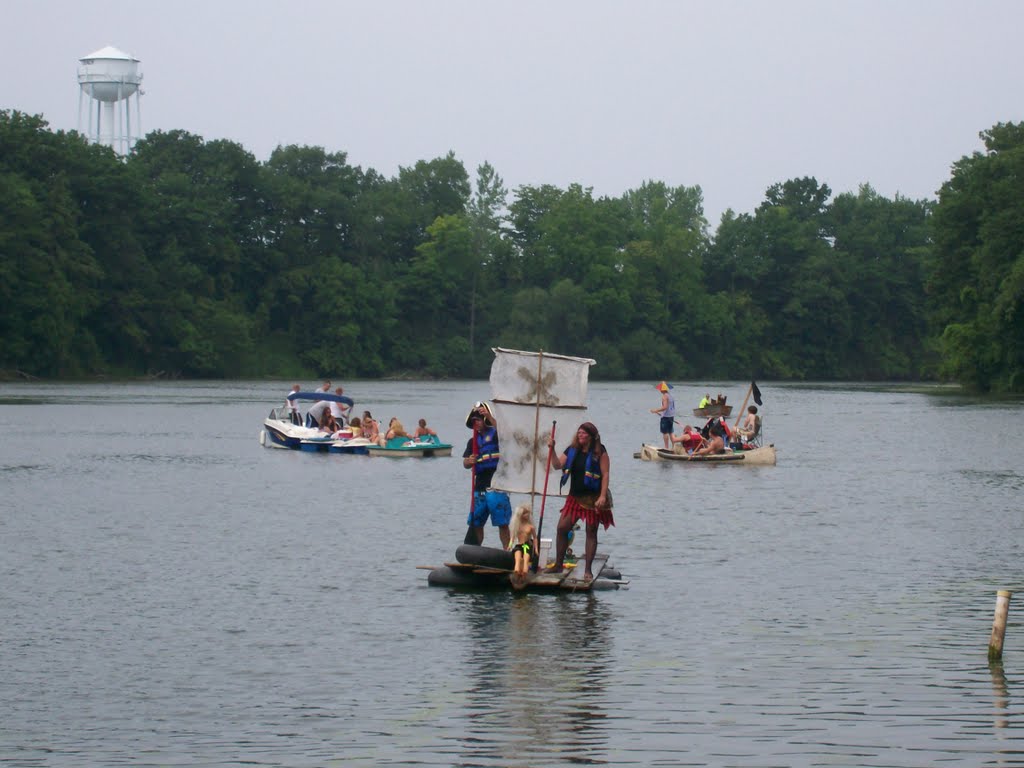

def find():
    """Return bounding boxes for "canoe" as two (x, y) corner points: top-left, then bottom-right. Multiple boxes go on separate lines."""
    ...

(635, 443), (777, 465)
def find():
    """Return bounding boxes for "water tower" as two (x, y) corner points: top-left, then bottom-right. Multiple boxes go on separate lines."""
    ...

(77, 45), (143, 155)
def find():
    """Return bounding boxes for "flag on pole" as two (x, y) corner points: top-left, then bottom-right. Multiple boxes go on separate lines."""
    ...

(752, 381), (763, 406)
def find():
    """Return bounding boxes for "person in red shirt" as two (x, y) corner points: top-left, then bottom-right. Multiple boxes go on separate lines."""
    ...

(671, 424), (704, 454)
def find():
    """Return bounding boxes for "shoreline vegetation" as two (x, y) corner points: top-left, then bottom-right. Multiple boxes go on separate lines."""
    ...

(2, 110), (1022, 392)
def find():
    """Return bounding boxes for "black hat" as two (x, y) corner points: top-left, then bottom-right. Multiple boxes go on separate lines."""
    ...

(465, 401), (494, 429)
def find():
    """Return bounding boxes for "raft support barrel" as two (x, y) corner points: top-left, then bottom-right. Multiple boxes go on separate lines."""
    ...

(988, 589), (1012, 662)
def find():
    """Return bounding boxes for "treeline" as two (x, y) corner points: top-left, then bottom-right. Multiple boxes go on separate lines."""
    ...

(1, 110), (1022, 390)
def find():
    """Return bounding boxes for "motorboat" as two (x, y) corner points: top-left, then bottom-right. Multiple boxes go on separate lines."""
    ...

(260, 391), (372, 454)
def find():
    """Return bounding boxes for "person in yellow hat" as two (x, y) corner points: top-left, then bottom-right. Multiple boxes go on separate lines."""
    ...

(649, 381), (676, 449)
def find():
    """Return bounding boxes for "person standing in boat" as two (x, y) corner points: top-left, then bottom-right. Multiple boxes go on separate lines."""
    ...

(546, 422), (613, 583)
(462, 402), (511, 549)
(305, 399), (332, 429)
(329, 386), (350, 425)
(650, 381), (676, 449)
(285, 384), (302, 425)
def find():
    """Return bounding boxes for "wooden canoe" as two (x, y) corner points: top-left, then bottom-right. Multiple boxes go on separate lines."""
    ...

(692, 404), (733, 418)
(635, 443), (776, 465)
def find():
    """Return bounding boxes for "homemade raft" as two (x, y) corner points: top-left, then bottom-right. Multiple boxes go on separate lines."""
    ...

(421, 545), (627, 591)
(421, 348), (627, 592)
(635, 443), (777, 465)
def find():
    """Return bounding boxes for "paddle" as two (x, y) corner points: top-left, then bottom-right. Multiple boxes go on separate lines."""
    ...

(687, 435), (706, 460)
(463, 421), (480, 545)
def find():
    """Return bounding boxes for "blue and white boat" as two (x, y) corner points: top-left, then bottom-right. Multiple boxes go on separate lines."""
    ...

(260, 391), (373, 454)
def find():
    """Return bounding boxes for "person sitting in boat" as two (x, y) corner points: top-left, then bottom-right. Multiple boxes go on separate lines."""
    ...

(508, 504), (538, 579)
(545, 422), (613, 583)
(385, 418), (411, 443)
(413, 418), (437, 439)
(361, 411), (381, 443)
(320, 411), (340, 434)
(693, 422), (727, 456)
(699, 393), (711, 409)
(462, 401), (511, 549)
(735, 405), (760, 442)
(285, 384), (301, 425)
(348, 416), (362, 437)
(671, 424), (704, 454)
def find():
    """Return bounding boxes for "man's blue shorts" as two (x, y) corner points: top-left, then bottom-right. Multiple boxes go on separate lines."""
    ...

(467, 490), (512, 527)
(660, 416), (674, 434)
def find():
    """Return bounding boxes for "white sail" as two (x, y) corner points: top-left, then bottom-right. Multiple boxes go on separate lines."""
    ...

(488, 349), (595, 496)
(489, 348), (594, 407)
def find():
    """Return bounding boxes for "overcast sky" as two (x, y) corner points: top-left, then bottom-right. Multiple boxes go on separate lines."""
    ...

(4, 1), (1022, 225)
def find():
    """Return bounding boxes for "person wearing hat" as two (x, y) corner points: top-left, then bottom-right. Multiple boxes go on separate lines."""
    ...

(462, 402), (511, 548)
(650, 381), (676, 449)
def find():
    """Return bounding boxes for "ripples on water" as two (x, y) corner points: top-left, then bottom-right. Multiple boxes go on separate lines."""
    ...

(0, 381), (1022, 766)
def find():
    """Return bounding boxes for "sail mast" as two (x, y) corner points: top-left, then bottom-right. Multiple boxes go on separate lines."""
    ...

(529, 350), (545, 501)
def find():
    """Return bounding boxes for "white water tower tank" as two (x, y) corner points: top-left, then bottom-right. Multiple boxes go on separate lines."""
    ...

(77, 46), (143, 155)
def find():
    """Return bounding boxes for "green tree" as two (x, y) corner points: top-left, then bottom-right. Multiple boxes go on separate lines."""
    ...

(930, 122), (1024, 391)
(826, 185), (932, 378)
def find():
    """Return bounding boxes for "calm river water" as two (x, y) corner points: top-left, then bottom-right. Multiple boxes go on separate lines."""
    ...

(1, 379), (1022, 767)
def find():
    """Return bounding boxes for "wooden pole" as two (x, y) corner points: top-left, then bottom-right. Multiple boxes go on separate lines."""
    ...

(733, 381), (753, 429)
(536, 420), (557, 543)
(463, 422), (480, 545)
(530, 351), (544, 502)
(988, 589), (1012, 662)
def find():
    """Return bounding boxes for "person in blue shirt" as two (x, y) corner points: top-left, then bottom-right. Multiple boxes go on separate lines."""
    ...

(462, 401), (511, 548)
(650, 381), (676, 449)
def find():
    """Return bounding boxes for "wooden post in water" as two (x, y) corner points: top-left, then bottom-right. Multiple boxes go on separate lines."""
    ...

(988, 590), (1012, 662)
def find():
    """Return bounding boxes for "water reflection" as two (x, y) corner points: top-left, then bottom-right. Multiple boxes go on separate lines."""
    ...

(448, 591), (615, 766)
(4, 381), (1024, 766)
(991, 662), (1009, 731)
